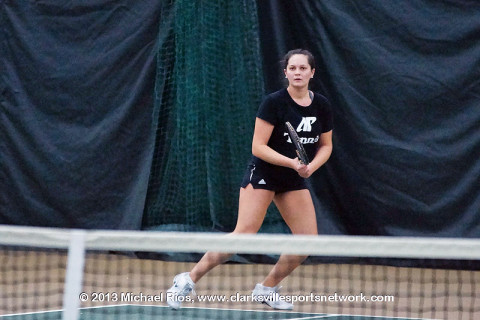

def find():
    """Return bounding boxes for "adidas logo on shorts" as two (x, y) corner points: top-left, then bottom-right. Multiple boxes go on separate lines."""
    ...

(258, 179), (266, 185)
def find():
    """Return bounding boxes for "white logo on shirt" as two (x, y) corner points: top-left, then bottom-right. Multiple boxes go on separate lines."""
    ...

(297, 117), (316, 132)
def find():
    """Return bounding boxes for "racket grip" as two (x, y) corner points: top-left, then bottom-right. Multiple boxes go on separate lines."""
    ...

(295, 150), (303, 164)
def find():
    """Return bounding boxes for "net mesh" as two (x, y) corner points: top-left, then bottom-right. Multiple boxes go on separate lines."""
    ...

(143, 0), (271, 232)
(1, 225), (479, 320)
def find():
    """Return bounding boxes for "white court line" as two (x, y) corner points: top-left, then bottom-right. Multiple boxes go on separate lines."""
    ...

(287, 315), (337, 320)
(0, 304), (136, 318)
(0, 304), (325, 319)
(0, 305), (442, 320)
(0, 310), (60, 318)
(122, 305), (441, 320)
(287, 313), (442, 320)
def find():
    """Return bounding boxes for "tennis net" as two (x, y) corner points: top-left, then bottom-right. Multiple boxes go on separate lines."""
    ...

(1, 225), (479, 320)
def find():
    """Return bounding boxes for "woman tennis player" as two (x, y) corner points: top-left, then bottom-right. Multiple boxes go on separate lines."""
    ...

(167, 49), (333, 310)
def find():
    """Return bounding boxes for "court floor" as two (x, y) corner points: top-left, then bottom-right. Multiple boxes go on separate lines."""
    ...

(0, 305), (439, 320)
(2, 252), (472, 319)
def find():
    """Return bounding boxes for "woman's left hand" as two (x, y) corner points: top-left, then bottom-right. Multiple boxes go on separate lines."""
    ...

(293, 157), (311, 178)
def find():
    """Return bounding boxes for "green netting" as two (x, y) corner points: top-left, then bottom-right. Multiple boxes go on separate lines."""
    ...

(143, 0), (278, 231)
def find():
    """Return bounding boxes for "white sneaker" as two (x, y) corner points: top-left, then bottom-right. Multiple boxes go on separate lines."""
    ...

(166, 272), (195, 309)
(251, 283), (294, 310)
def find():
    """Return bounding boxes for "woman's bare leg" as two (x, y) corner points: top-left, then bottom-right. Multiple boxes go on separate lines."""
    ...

(261, 189), (317, 287)
(189, 185), (274, 283)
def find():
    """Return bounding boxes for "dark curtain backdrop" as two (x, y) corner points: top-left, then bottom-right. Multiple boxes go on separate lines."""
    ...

(0, 1), (160, 229)
(257, 0), (480, 237)
(1, 1), (479, 238)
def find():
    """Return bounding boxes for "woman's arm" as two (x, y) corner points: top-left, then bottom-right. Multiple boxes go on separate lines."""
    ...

(299, 130), (333, 178)
(252, 117), (333, 178)
(251, 117), (297, 169)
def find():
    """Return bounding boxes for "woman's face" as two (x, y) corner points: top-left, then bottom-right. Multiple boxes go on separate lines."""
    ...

(284, 54), (315, 89)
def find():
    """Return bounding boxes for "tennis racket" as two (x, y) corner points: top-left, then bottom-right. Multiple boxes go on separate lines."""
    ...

(285, 121), (309, 165)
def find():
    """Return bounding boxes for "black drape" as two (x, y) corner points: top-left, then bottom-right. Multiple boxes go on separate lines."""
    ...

(0, 1), (160, 229)
(1, 1), (479, 238)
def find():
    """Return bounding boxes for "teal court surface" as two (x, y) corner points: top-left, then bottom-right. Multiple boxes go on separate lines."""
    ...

(0, 305), (439, 320)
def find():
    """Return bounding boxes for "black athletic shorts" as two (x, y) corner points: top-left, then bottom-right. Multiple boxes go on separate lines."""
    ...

(240, 160), (307, 193)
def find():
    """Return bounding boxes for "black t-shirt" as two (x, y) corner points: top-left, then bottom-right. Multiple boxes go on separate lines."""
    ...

(252, 88), (333, 173)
